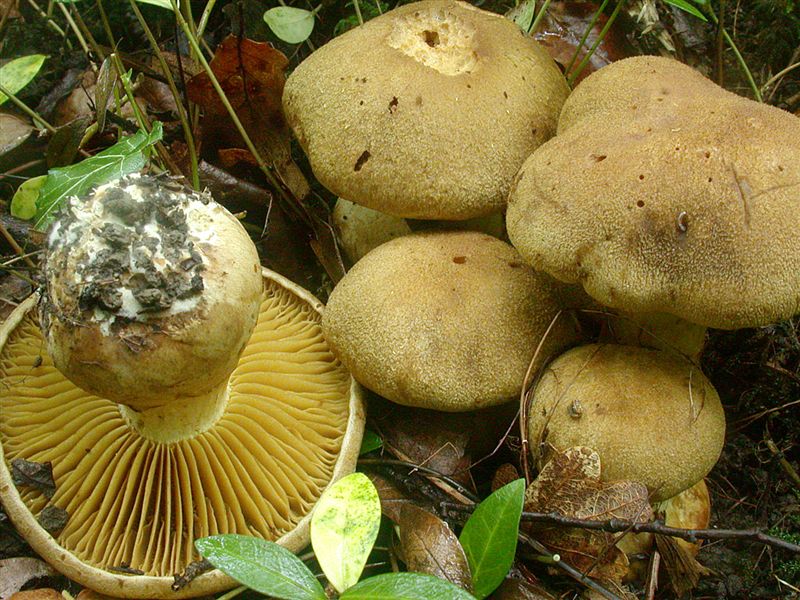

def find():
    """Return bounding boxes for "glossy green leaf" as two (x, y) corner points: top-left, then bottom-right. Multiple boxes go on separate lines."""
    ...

(505, 0), (536, 33)
(311, 472), (381, 593)
(359, 430), (383, 455)
(11, 176), (47, 220)
(136, 0), (173, 8)
(195, 535), (325, 600)
(459, 479), (525, 599)
(341, 572), (477, 600)
(663, 0), (708, 21)
(33, 122), (163, 232)
(263, 6), (315, 44)
(0, 55), (47, 105)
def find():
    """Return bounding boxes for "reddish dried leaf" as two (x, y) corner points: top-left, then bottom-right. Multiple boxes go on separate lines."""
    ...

(0, 558), (57, 599)
(524, 447), (652, 582)
(186, 36), (308, 201)
(533, 2), (634, 83)
(492, 464), (521, 492)
(399, 504), (473, 592)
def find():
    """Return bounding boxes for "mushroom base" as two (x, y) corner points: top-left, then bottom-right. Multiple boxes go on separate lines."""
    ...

(118, 380), (230, 444)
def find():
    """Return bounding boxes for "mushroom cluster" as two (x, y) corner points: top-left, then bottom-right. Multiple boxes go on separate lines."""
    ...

(0, 175), (365, 598)
(509, 56), (800, 567)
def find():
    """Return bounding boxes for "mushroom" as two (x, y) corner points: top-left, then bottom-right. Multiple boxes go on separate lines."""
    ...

(332, 198), (507, 265)
(527, 344), (725, 502)
(600, 311), (707, 359)
(322, 230), (578, 411)
(507, 55), (800, 330)
(283, 0), (569, 220)
(0, 175), (365, 598)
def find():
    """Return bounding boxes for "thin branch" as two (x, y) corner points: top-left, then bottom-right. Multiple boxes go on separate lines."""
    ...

(358, 458), (480, 503)
(441, 502), (800, 554)
(0, 82), (56, 133)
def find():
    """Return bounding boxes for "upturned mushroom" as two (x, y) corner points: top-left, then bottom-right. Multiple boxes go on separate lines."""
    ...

(322, 230), (577, 411)
(283, 0), (569, 220)
(507, 56), (800, 330)
(527, 344), (725, 502)
(0, 174), (365, 598)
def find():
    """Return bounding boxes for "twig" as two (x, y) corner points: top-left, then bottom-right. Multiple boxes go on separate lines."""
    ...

(441, 503), (800, 554)
(0, 222), (37, 269)
(358, 458), (480, 503)
(704, 3), (763, 102)
(764, 425), (800, 490)
(24, 0), (70, 44)
(0, 82), (56, 133)
(735, 398), (800, 430)
(645, 549), (660, 600)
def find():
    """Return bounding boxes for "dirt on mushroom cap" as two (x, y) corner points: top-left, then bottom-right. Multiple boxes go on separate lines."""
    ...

(322, 230), (578, 411)
(283, 0), (569, 220)
(506, 56), (800, 330)
(528, 344), (726, 502)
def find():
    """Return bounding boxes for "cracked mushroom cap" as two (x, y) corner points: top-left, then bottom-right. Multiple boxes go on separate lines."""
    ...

(41, 174), (263, 410)
(322, 231), (577, 411)
(506, 56), (800, 329)
(283, 0), (569, 220)
(528, 344), (725, 502)
(0, 271), (365, 598)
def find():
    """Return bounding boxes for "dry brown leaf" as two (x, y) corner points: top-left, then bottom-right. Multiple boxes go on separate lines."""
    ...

(8, 591), (62, 600)
(366, 472), (428, 524)
(654, 534), (712, 597)
(399, 504), (473, 592)
(0, 558), (57, 600)
(491, 578), (558, 599)
(492, 464), (521, 493)
(0, 0), (20, 18)
(525, 447), (653, 582)
(186, 35), (308, 201)
(533, 2), (634, 83)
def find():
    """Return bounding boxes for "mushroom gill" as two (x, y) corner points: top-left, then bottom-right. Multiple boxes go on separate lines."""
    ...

(0, 274), (355, 580)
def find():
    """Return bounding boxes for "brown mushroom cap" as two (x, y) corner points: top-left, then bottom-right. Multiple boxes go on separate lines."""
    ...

(0, 270), (365, 598)
(322, 231), (577, 411)
(283, 0), (569, 220)
(41, 175), (263, 410)
(528, 344), (725, 501)
(507, 56), (800, 329)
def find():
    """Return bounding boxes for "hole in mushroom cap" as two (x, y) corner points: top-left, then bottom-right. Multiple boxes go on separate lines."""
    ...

(592, 154), (607, 162)
(388, 97), (399, 113)
(387, 8), (478, 76)
(452, 256), (467, 264)
(422, 29), (440, 47)
(638, 174), (645, 180)
(354, 150), (371, 172)
(637, 200), (645, 208)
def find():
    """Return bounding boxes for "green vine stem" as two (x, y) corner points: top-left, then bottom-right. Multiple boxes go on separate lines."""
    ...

(567, 0), (625, 87)
(705, 3), (763, 102)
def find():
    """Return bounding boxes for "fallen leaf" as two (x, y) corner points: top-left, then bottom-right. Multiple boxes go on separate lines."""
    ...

(46, 117), (91, 168)
(399, 504), (473, 592)
(0, 0), (20, 19)
(0, 558), (57, 600)
(491, 578), (558, 600)
(0, 113), (32, 154)
(37, 506), (68, 536)
(654, 534), (712, 596)
(365, 472), (434, 524)
(10, 459), (55, 499)
(524, 447), (653, 583)
(186, 35), (309, 201)
(0, 55), (47, 106)
(492, 464), (521, 493)
(532, 2), (633, 82)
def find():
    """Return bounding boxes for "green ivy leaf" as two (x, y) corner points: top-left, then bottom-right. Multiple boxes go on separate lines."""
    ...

(359, 430), (383, 455)
(0, 55), (47, 105)
(136, 0), (173, 8)
(33, 122), (163, 232)
(663, 0), (708, 21)
(195, 535), (325, 600)
(11, 176), (47, 220)
(459, 479), (525, 599)
(341, 572), (477, 600)
(263, 6), (315, 44)
(311, 472), (381, 593)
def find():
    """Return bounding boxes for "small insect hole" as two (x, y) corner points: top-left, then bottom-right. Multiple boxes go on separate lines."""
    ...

(354, 150), (371, 172)
(503, 91), (508, 99)
(636, 200), (645, 207)
(592, 154), (607, 162)
(453, 256), (467, 264)
(638, 174), (645, 180)
(704, 151), (711, 159)
(508, 261), (522, 268)
(422, 30), (440, 47)
(388, 97), (399, 113)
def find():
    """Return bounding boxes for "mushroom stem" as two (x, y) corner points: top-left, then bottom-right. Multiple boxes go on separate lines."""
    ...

(118, 380), (229, 444)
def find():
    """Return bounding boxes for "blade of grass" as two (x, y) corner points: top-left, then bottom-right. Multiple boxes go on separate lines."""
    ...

(530, 0), (552, 36)
(704, 3), (763, 102)
(0, 82), (56, 133)
(567, 0), (625, 87)
(24, 0), (70, 46)
(564, 0), (609, 75)
(127, 0), (200, 188)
